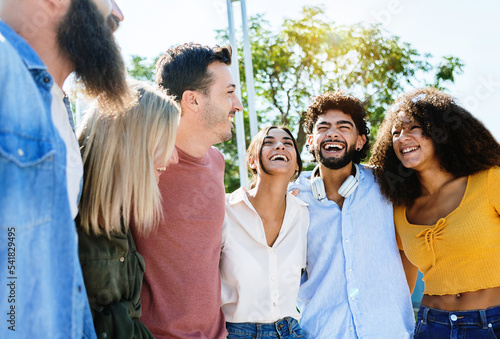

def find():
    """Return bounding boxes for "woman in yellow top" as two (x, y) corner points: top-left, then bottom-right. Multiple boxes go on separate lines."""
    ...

(369, 87), (500, 338)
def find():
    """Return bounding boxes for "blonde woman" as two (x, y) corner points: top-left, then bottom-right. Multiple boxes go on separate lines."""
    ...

(220, 126), (308, 338)
(76, 82), (180, 339)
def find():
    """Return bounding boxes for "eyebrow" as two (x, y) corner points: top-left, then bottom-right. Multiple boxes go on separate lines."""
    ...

(316, 120), (354, 128)
(263, 135), (293, 141)
(336, 120), (354, 127)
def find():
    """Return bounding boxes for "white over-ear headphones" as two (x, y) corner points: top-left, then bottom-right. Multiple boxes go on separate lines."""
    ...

(310, 164), (360, 200)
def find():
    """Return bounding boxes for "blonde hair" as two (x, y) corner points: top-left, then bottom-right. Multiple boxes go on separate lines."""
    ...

(77, 81), (180, 237)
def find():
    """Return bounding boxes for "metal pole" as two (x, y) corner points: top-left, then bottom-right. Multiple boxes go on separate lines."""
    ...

(226, 0), (249, 188)
(240, 0), (258, 138)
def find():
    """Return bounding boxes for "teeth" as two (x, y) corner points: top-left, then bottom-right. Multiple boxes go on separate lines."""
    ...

(402, 146), (419, 154)
(324, 143), (344, 150)
(270, 155), (288, 162)
(228, 116), (234, 122)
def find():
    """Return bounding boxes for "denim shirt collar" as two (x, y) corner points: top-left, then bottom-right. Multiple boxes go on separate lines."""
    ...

(0, 21), (47, 72)
(0, 21), (76, 132)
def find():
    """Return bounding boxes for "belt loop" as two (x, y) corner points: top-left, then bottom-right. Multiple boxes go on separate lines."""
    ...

(479, 310), (488, 330)
(422, 306), (430, 325)
(287, 317), (293, 334)
(274, 319), (282, 338)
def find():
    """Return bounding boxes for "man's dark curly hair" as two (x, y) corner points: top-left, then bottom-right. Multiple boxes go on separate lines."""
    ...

(155, 43), (232, 102)
(304, 91), (370, 164)
(369, 87), (500, 206)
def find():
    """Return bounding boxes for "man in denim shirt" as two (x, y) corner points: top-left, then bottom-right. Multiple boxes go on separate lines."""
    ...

(290, 92), (414, 338)
(0, 0), (129, 337)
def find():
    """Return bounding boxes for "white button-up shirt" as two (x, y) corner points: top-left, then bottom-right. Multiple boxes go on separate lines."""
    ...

(220, 187), (309, 323)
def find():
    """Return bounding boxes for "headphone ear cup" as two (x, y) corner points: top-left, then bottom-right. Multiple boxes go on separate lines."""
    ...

(338, 164), (360, 197)
(338, 175), (356, 197)
(311, 176), (326, 200)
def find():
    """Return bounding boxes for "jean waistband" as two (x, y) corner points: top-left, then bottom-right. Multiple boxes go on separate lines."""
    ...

(418, 305), (500, 329)
(226, 317), (298, 335)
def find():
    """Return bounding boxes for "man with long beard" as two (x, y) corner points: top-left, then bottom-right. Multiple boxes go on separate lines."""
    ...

(289, 91), (414, 338)
(0, 0), (128, 337)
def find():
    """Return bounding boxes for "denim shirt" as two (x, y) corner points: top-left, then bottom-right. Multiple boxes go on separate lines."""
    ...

(0, 21), (96, 338)
(289, 165), (414, 339)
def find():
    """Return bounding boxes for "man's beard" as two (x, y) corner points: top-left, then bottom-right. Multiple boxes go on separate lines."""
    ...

(57, 0), (128, 109)
(313, 142), (357, 170)
(203, 97), (233, 143)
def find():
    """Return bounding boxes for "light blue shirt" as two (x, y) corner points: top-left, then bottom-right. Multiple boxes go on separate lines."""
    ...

(0, 21), (96, 338)
(290, 165), (414, 339)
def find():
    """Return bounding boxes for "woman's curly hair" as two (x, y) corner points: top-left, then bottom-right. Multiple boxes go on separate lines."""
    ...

(369, 87), (500, 206)
(304, 91), (370, 164)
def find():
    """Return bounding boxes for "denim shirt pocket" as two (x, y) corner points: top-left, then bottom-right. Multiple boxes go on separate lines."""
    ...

(0, 131), (55, 229)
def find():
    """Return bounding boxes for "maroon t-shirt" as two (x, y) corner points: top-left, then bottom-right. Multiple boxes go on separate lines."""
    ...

(133, 146), (227, 339)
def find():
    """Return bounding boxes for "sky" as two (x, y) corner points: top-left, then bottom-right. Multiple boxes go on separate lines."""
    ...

(114, 0), (500, 141)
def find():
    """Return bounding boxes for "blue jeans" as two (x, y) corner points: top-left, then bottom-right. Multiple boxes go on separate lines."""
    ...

(414, 305), (500, 338)
(226, 317), (304, 339)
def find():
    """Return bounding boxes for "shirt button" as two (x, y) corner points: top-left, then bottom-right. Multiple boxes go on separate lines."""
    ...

(345, 239), (350, 243)
(119, 257), (125, 262)
(43, 76), (50, 83)
(273, 302), (277, 307)
(349, 326), (353, 331)
(450, 314), (458, 321)
(271, 276), (275, 281)
(351, 297), (355, 301)
(348, 268), (352, 272)
(17, 149), (24, 157)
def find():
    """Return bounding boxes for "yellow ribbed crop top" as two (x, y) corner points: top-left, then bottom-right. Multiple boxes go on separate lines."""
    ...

(395, 166), (500, 296)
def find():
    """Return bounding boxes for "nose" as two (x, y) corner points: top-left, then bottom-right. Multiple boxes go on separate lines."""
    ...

(398, 129), (411, 142)
(168, 148), (179, 166)
(111, 0), (124, 22)
(275, 142), (285, 150)
(233, 95), (243, 113)
(326, 127), (339, 139)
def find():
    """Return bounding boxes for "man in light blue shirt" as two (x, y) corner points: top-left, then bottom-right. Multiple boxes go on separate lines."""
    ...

(290, 91), (414, 338)
(0, 0), (128, 337)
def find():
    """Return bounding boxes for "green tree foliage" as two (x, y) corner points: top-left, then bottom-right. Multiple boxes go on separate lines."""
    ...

(219, 6), (463, 150)
(127, 5), (463, 192)
(127, 55), (158, 82)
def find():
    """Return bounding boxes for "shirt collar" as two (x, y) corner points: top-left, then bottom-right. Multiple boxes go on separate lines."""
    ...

(228, 186), (308, 208)
(300, 163), (367, 182)
(0, 20), (47, 71)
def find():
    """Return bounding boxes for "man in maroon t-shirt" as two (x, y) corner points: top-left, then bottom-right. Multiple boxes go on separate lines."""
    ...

(133, 43), (243, 339)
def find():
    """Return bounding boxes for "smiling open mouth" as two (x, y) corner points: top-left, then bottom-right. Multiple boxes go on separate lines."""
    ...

(270, 154), (289, 162)
(322, 141), (345, 152)
(401, 146), (419, 154)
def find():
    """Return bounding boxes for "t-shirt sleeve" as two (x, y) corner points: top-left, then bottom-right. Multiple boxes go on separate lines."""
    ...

(488, 166), (500, 215)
